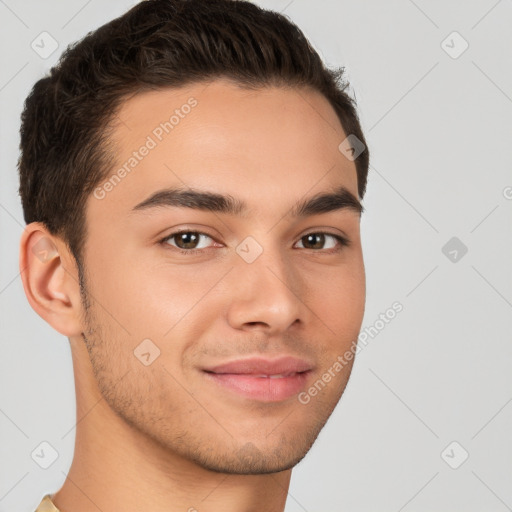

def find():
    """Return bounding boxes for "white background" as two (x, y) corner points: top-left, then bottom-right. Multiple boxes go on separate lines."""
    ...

(1, 1), (511, 511)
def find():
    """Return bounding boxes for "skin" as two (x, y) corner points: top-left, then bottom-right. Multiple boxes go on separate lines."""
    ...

(20, 78), (366, 512)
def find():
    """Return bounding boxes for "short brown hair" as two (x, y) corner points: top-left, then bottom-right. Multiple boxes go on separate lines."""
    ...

(18, 0), (369, 268)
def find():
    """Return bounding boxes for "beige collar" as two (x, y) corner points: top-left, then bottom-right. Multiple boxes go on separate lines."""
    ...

(35, 494), (61, 512)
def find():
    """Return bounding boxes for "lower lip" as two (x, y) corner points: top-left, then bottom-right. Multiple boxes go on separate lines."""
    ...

(204, 371), (310, 402)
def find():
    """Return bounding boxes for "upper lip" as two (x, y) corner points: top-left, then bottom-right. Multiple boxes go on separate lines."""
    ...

(203, 356), (313, 375)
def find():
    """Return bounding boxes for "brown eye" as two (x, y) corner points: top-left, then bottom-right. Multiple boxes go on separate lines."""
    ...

(173, 232), (200, 249)
(162, 231), (214, 251)
(295, 232), (349, 251)
(302, 233), (326, 250)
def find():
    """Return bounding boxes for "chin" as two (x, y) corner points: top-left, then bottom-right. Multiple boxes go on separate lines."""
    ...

(193, 446), (310, 475)
(180, 426), (322, 475)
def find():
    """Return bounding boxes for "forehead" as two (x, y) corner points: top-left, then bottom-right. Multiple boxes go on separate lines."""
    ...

(92, 79), (359, 219)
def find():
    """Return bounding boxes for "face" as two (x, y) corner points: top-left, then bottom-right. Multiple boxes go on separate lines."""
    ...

(78, 79), (365, 474)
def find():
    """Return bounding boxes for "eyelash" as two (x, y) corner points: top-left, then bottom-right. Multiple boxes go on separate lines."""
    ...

(158, 230), (350, 256)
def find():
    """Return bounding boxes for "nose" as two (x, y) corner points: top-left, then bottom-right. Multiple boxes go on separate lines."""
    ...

(225, 249), (307, 336)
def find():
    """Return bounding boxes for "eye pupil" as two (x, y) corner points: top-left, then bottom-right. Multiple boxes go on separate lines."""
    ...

(176, 232), (199, 249)
(303, 233), (325, 249)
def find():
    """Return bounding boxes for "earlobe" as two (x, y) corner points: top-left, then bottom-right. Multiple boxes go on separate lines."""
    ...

(19, 222), (84, 337)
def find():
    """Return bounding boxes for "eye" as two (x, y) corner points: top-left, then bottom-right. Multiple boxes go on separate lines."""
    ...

(295, 232), (350, 252)
(160, 230), (216, 253)
(159, 230), (350, 255)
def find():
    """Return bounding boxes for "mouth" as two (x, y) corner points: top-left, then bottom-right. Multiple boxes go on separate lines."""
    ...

(202, 356), (313, 402)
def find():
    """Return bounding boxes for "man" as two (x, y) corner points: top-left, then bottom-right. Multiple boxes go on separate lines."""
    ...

(18, 0), (369, 510)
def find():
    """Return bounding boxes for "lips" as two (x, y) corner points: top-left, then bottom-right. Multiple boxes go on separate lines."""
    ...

(204, 356), (312, 375)
(202, 356), (313, 402)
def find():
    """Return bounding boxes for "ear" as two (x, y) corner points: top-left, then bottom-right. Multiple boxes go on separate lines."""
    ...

(19, 222), (84, 337)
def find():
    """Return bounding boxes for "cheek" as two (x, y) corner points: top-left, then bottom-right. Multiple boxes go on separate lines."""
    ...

(306, 260), (366, 341)
(82, 251), (161, 341)
(86, 246), (229, 343)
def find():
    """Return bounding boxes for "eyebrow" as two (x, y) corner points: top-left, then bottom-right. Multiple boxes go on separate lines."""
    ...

(131, 184), (363, 217)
